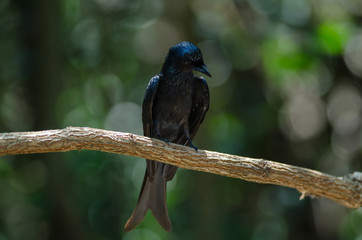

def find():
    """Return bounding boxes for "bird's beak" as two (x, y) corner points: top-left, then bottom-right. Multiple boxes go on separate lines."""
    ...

(194, 64), (212, 78)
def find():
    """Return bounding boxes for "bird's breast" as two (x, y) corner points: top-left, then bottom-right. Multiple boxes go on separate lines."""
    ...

(152, 78), (194, 140)
(154, 89), (193, 121)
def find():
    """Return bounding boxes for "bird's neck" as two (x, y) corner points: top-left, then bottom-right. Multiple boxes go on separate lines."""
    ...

(161, 66), (194, 85)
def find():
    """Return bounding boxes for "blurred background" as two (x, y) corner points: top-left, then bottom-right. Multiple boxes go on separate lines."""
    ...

(0, 0), (361, 239)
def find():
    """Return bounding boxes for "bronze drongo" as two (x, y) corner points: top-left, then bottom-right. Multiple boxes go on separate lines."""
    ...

(125, 41), (211, 232)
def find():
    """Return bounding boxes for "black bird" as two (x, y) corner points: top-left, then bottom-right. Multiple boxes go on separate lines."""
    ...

(124, 41), (211, 232)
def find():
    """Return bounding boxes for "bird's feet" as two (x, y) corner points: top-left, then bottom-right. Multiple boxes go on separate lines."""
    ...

(187, 138), (198, 152)
(157, 136), (171, 145)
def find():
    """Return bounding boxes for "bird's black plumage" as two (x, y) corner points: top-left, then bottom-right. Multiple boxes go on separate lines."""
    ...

(124, 41), (211, 232)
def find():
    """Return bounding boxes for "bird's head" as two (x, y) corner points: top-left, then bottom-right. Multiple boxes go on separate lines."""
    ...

(162, 41), (212, 78)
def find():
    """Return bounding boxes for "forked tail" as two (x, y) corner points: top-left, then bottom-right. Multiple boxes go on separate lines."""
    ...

(124, 164), (172, 232)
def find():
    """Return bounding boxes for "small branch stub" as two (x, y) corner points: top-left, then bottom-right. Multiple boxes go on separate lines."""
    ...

(0, 127), (361, 208)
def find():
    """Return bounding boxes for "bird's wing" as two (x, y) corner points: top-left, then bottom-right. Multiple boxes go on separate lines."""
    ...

(188, 76), (210, 140)
(142, 75), (160, 180)
(142, 75), (160, 137)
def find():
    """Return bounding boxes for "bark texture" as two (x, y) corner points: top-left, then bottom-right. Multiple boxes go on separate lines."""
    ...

(0, 127), (361, 208)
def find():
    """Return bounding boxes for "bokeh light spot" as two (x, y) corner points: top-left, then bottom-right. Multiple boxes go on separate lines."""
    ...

(317, 22), (353, 55)
(70, 18), (101, 67)
(198, 40), (232, 86)
(104, 102), (142, 134)
(327, 83), (362, 136)
(281, 0), (311, 26)
(280, 93), (326, 141)
(344, 31), (362, 78)
(221, 27), (260, 71)
(134, 20), (183, 65)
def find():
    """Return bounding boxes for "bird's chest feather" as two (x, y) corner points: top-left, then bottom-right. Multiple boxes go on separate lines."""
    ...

(153, 78), (194, 129)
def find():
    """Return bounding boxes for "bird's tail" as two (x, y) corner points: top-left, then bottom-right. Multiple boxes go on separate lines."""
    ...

(124, 164), (172, 232)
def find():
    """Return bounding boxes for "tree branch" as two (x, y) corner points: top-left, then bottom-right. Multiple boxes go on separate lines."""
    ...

(0, 127), (361, 208)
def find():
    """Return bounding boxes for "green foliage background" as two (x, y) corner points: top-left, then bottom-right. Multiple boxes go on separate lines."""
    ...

(0, 0), (361, 239)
